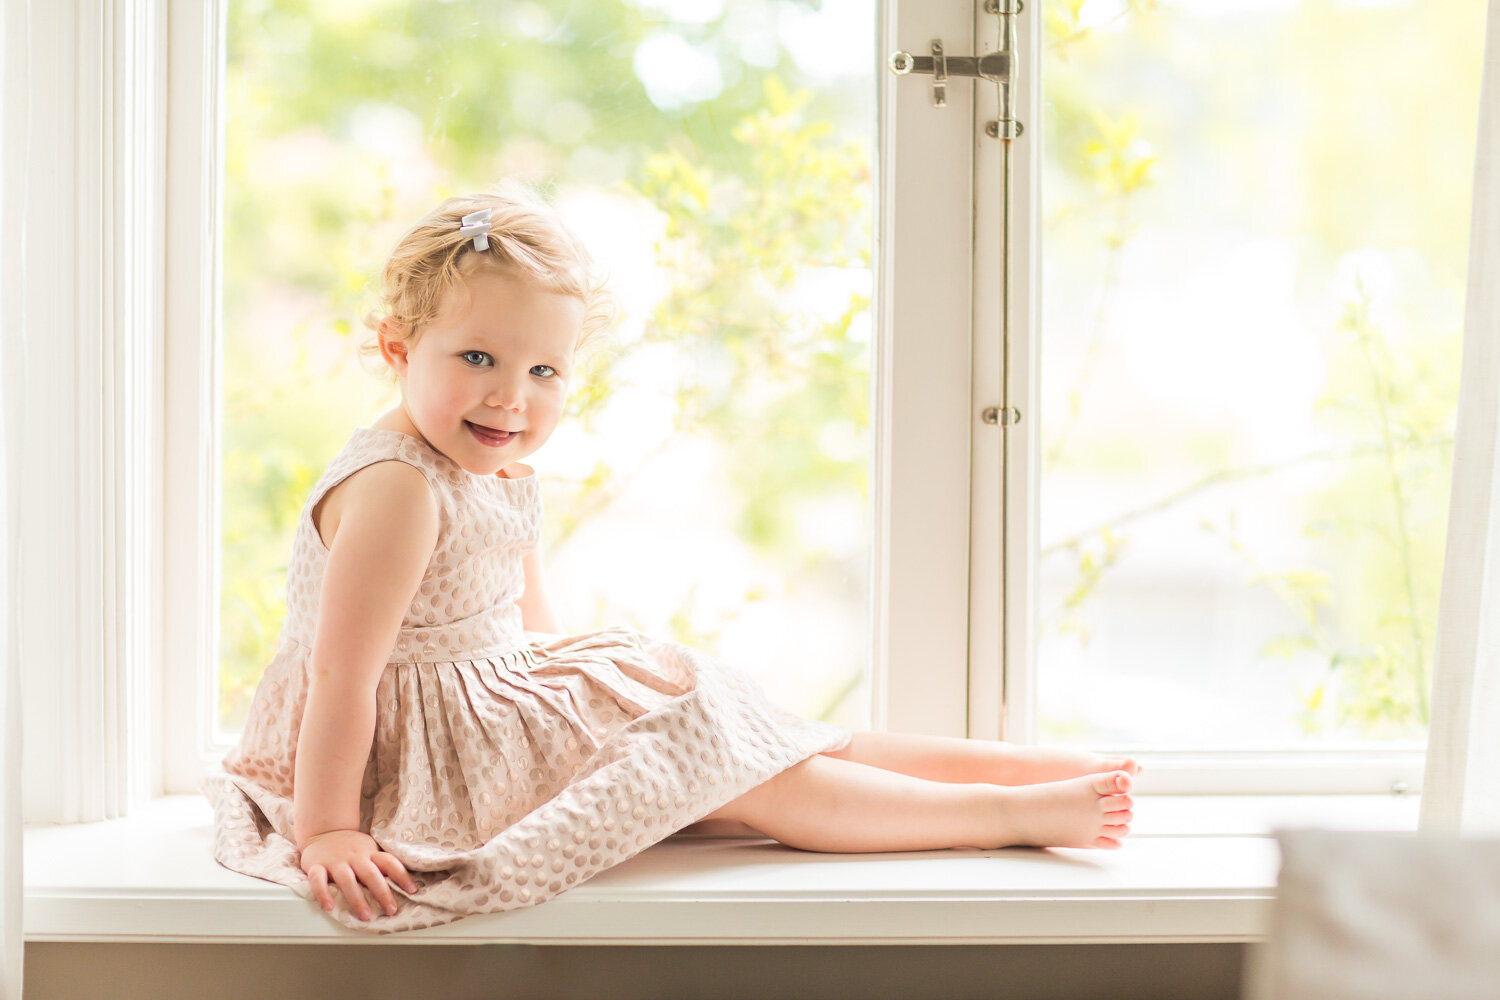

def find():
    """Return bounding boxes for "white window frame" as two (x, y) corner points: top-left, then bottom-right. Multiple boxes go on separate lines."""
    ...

(18, 0), (1426, 825)
(161, 0), (225, 798)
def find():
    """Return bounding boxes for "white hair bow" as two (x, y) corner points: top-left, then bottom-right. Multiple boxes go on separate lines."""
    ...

(459, 208), (494, 252)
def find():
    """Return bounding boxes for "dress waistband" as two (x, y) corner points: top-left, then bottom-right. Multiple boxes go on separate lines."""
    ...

(284, 602), (537, 665)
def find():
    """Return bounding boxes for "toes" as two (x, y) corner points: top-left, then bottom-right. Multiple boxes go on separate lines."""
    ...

(1107, 757), (1143, 777)
(1100, 794), (1132, 813)
(1093, 836), (1123, 849)
(1102, 823), (1130, 837)
(1104, 809), (1133, 824)
(1090, 770), (1133, 796)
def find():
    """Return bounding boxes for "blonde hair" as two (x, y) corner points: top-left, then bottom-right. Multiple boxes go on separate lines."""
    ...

(359, 183), (618, 377)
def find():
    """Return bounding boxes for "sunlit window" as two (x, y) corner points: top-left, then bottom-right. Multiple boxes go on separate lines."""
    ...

(1038, 0), (1484, 749)
(215, 0), (876, 741)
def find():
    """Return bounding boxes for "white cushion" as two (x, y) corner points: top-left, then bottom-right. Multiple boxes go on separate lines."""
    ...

(1245, 829), (1500, 1000)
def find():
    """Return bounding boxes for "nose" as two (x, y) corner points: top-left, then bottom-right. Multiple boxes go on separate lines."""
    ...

(483, 371), (525, 413)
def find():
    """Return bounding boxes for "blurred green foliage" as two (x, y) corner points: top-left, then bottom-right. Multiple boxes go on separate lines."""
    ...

(1037, 0), (1479, 741)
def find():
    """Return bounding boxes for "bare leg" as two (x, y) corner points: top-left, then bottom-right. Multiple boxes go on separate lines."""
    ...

(702, 753), (1133, 853)
(818, 731), (1141, 786)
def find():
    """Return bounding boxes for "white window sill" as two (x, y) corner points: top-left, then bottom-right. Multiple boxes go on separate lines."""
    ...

(23, 792), (1418, 946)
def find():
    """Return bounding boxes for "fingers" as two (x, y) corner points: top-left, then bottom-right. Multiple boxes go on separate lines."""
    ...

(372, 852), (420, 895)
(307, 852), (419, 922)
(352, 856), (400, 918)
(308, 865), (334, 912)
(321, 862), (415, 922)
(330, 866), (375, 921)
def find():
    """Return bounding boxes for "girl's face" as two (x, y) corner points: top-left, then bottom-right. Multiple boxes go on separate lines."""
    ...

(378, 268), (584, 476)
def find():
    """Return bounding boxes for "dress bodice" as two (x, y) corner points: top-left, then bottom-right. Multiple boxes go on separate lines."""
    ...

(278, 427), (542, 662)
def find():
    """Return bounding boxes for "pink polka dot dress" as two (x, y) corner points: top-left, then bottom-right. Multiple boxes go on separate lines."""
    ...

(200, 427), (854, 934)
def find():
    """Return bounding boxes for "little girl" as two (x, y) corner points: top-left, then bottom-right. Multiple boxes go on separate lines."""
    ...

(201, 186), (1138, 935)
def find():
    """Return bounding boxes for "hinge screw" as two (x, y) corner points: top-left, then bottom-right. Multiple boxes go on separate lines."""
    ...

(986, 120), (1024, 139)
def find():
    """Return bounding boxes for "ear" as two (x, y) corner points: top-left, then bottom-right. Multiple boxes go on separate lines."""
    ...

(377, 319), (411, 377)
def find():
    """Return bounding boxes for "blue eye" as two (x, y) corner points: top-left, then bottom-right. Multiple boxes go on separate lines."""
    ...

(462, 351), (492, 367)
(532, 365), (558, 378)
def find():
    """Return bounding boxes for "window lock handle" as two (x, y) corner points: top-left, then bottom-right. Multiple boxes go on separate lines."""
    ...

(888, 0), (1023, 136)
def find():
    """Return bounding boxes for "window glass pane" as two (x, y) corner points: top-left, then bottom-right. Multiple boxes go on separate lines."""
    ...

(1038, 0), (1484, 748)
(216, 0), (876, 741)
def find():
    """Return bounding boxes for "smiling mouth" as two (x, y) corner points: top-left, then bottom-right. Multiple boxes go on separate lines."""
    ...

(466, 421), (517, 447)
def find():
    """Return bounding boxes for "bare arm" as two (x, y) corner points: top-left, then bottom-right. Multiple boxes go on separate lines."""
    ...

(515, 546), (563, 634)
(293, 461), (440, 851)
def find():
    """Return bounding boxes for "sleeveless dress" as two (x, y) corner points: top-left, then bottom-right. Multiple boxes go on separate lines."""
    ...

(200, 426), (854, 934)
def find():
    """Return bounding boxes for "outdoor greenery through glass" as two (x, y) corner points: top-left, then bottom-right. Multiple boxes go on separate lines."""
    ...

(217, 0), (876, 739)
(1037, 0), (1484, 748)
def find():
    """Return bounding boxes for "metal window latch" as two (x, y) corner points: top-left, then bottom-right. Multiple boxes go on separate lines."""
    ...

(887, 0), (1024, 137)
(888, 42), (1011, 108)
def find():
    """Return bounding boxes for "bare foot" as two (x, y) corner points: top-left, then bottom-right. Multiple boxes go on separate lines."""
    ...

(987, 745), (1143, 787)
(982, 770), (1134, 850)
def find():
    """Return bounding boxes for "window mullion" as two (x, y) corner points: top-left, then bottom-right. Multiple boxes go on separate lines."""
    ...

(874, 0), (976, 737)
(999, 0), (1043, 747)
(970, 0), (1019, 744)
(161, 0), (225, 795)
